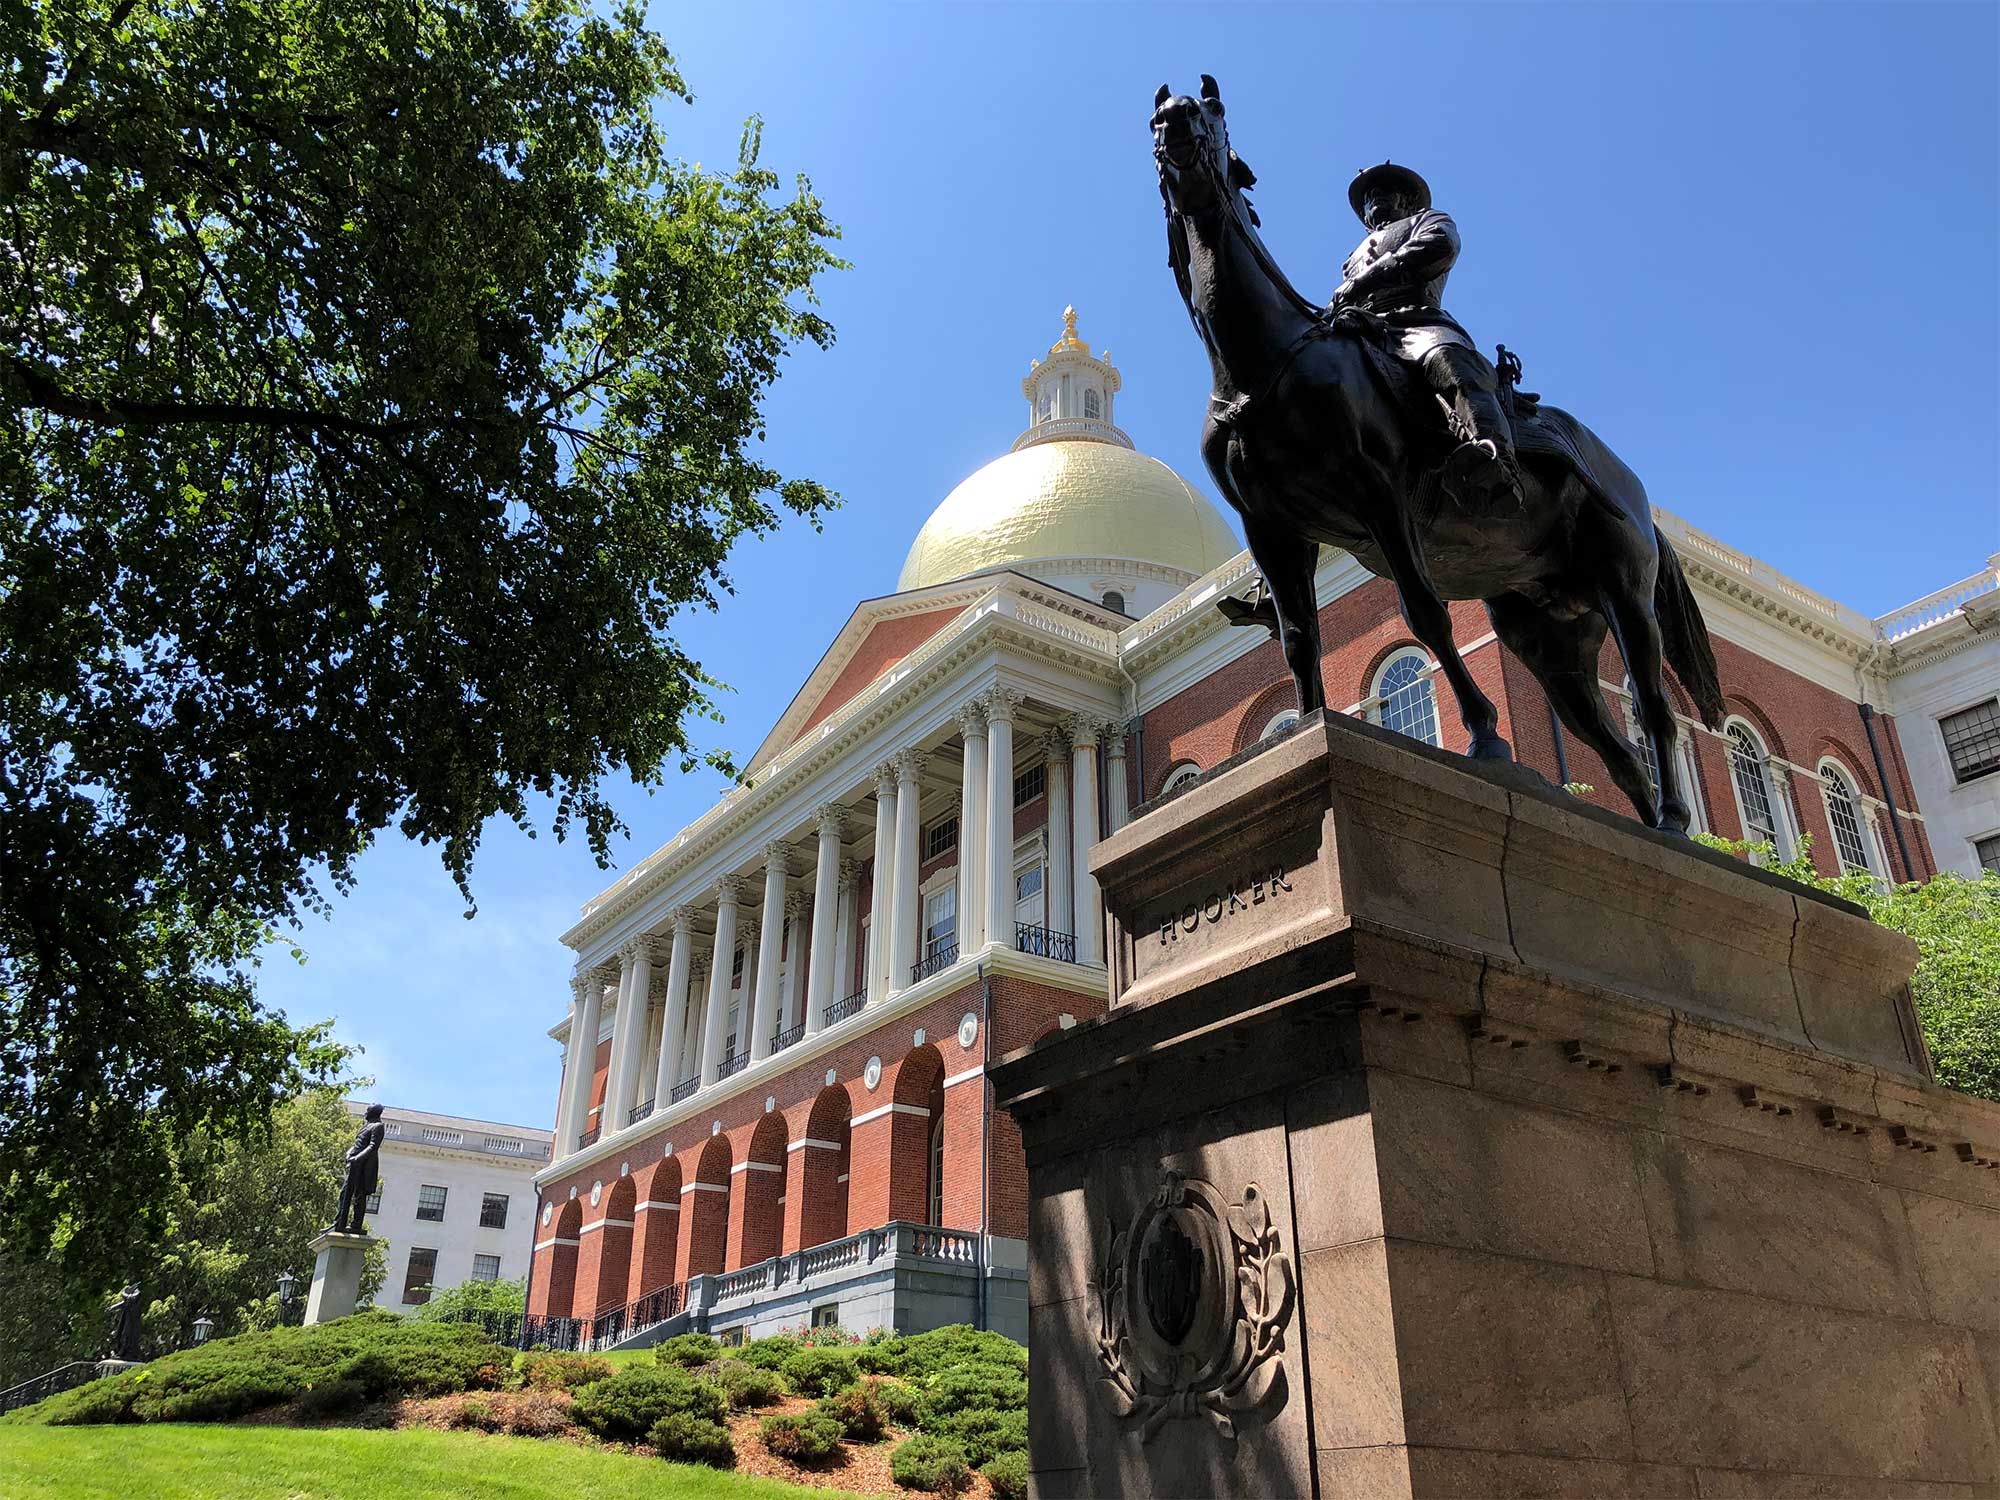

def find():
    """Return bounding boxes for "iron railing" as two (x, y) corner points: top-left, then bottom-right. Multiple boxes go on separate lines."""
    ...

(771, 1021), (805, 1054)
(1015, 923), (1077, 962)
(717, 1051), (748, 1080)
(517, 1313), (587, 1353)
(0, 1361), (104, 1416)
(589, 1280), (686, 1350)
(627, 1099), (654, 1126)
(576, 1126), (601, 1151)
(911, 941), (960, 984)
(670, 1075), (699, 1104)
(824, 991), (866, 1027)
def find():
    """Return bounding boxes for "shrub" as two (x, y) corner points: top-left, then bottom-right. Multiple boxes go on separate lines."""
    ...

(795, 1322), (862, 1347)
(450, 1397), (498, 1431)
(570, 1367), (726, 1443)
(295, 1376), (368, 1420)
(816, 1381), (885, 1440)
(655, 1333), (720, 1369)
(866, 1375), (922, 1427)
(759, 1410), (845, 1465)
(983, 1448), (1029, 1500)
(857, 1325), (1026, 1382)
(781, 1345), (860, 1398)
(925, 1406), (1026, 1467)
(918, 1367), (1027, 1424)
(714, 1360), (785, 1410)
(494, 1388), (575, 1438)
(518, 1351), (614, 1390)
(738, 1334), (803, 1371)
(648, 1412), (736, 1467)
(151, 1370), (300, 1423)
(890, 1433), (974, 1494)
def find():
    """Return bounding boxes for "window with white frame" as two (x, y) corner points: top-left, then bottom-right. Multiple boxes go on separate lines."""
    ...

(924, 885), (957, 959)
(1373, 651), (1440, 747)
(1014, 859), (1044, 929)
(1083, 388), (1101, 420)
(1939, 699), (2000, 784)
(479, 1192), (509, 1230)
(402, 1247), (437, 1305)
(1012, 762), (1045, 809)
(1818, 762), (1875, 874)
(730, 945), (745, 988)
(1261, 709), (1301, 742)
(1976, 834), (2000, 876)
(1162, 762), (1201, 794)
(1618, 679), (1704, 831)
(925, 814), (958, 861)
(1725, 721), (1790, 859)
(471, 1253), (502, 1283)
(416, 1184), (447, 1222)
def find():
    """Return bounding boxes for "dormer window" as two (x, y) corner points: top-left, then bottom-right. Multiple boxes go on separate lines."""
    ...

(1101, 590), (1126, 614)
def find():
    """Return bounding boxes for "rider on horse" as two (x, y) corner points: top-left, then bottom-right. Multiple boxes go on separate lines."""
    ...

(1330, 162), (1521, 511)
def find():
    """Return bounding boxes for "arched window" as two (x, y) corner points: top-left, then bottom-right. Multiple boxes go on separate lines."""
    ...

(1162, 762), (1202, 795)
(1373, 651), (1439, 747)
(1083, 388), (1101, 420)
(1101, 590), (1126, 614)
(1037, 392), (1054, 422)
(1818, 761), (1875, 875)
(927, 1114), (945, 1226)
(1619, 678), (1704, 831)
(1260, 708), (1300, 742)
(1726, 720), (1791, 860)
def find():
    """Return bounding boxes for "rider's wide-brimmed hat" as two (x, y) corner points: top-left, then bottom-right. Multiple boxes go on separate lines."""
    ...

(1347, 161), (1431, 220)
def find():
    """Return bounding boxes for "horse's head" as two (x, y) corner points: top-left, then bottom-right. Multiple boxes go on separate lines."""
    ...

(1152, 75), (1257, 223)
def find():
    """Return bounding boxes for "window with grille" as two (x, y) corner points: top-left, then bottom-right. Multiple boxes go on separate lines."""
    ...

(1940, 699), (2000, 783)
(1819, 764), (1873, 873)
(471, 1253), (502, 1283)
(731, 945), (745, 987)
(925, 815), (958, 861)
(811, 1304), (839, 1328)
(1261, 709), (1300, 742)
(366, 1184), (383, 1214)
(1014, 863), (1044, 927)
(924, 887), (957, 958)
(1162, 762), (1201, 794)
(479, 1193), (509, 1230)
(1083, 389), (1101, 420)
(415, 1184), (447, 1222)
(1727, 724), (1781, 848)
(1374, 652), (1439, 747)
(1976, 834), (2000, 876)
(1012, 763), (1044, 808)
(402, 1248), (437, 1304)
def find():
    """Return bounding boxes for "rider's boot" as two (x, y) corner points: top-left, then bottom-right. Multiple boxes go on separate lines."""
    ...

(1424, 346), (1522, 511)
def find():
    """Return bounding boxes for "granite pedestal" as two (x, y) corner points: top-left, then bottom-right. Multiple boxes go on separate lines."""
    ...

(304, 1230), (378, 1326)
(991, 711), (2000, 1498)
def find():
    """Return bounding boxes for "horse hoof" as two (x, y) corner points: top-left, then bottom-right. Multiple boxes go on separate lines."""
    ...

(1468, 734), (1514, 763)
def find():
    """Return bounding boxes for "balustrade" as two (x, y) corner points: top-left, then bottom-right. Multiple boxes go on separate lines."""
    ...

(911, 941), (960, 984)
(824, 991), (866, 1027)
(1015, 923), (1077, 963)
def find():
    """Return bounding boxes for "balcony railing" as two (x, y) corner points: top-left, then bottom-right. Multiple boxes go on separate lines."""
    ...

(576, 1126), (601, 1151)
(670, 1075), (699, 1104)
(627, 1100), (654, 1126)
(514, 1280), (687, 1353)
(911, 941), (960, 984)
(717, 1051), (748, 1080)
(824, 991), (866, 1027)
(772, 1021), (805, 1054)
(1016, 923), (1077, 963)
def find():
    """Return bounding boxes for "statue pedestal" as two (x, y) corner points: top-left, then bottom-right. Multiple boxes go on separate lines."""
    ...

(992, 712), (2000, 1497)
(304, 1231), (378, 1326)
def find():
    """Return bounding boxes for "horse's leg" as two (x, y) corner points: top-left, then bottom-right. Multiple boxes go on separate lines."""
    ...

(1487, 594), (1660, 824)
(1366, 508), (1508, 760)
(1600, 580), (1691, 834)
(1241, 512), (1325, 715)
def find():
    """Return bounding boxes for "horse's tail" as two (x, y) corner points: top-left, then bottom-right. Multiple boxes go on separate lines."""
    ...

(1654, 528), (1724, 729)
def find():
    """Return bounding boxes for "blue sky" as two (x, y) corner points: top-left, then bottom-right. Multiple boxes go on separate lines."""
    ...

(258, 2), (1998, 1128)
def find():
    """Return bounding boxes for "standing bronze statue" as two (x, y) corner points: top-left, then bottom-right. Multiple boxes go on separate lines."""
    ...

(108, 1283), (143, 1362)
(1152, 77), (1724, 831)
(329, 1102), (385, 1235)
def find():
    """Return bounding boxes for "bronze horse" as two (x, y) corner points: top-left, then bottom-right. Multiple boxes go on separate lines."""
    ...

(1152, 77), (1723, 831)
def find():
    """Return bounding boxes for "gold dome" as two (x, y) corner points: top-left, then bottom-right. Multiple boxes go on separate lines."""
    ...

(897, 439), (1241, 593)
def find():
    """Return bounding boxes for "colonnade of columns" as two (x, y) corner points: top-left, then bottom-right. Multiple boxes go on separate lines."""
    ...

(552, 688), (1133, 1158)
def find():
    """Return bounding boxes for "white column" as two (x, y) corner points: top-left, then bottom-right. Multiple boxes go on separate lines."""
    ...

(750, 843), (790, 1061)
(1044, 728), (1073, 937)
(985, 689), (1022, 949)
(867, 764), (897, 1003)
(603, 939), (646, 1132)
(890, 749), (926, 991)
(806, 804), (845, 1033)
(735, 917), (759, 1057)
(833, 858), (861, 1014)
(956, 703), (988, 951)
(651, 908), (695, 1107)
(698, 879), (741, 1085)
(1105, 721), (1131, 833)
(1070, 715), (1105, 965)
(781, 890), (809, 1036)
(679, 956), (709, 1085)
(556, 975), (594, 1154)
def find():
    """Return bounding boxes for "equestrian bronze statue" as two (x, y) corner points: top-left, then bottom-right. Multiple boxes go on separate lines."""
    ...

(1152, 76), (1723, 832)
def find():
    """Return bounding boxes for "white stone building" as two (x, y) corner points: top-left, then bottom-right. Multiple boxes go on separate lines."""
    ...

(345, 1101), (552, 1312)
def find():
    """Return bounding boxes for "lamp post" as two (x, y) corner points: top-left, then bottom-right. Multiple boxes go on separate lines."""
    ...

(276, 1268), (299, 1325)
(190, 1314), (213, 1347)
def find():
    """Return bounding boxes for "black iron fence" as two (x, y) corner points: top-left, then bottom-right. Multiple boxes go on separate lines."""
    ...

(0, 1361), (103, 1416)
(1015, 923), (1077, 962)
(911, 941), (960, 984)
(576, 1125), (601, 1151)
(670, 1075), (699, 1104)
(717, 1051), (748, 1080)
(511, 1280), (685, 1353)
(627, 1099), (654, 1126)
(824, 991), (866, 1027)
(771, 1021), (805, 1054)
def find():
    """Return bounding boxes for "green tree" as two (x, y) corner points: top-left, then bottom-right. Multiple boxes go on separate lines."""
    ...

(1, 0), (840, 1291)
(412, 1275), (525, 1325)
(0, 1089), (385, 1387)
(1697, 835), (2000, 1099)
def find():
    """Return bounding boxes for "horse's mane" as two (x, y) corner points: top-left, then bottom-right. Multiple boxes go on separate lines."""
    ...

(1161, 150), (1324, 330)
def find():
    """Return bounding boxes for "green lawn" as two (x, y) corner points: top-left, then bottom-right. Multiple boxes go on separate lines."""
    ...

(0, 1424), (862, 1499)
